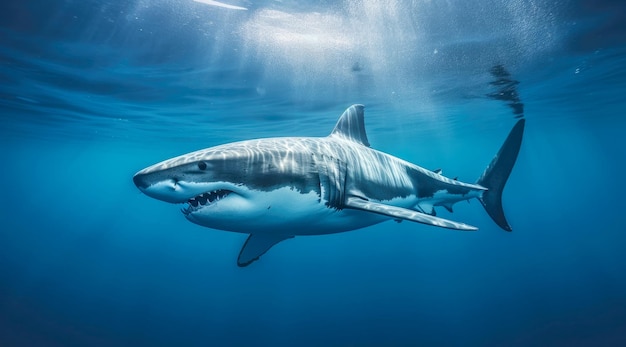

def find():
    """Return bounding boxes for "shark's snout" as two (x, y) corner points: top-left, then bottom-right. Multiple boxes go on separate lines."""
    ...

(133, 172), (185, 203)
(133, 173), (149, 190)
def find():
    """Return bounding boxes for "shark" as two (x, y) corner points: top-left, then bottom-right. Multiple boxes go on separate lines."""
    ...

(133, 105), (525, 267)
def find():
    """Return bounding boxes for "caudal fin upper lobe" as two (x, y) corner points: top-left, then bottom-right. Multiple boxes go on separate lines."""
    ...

(477, 119), (525, 231)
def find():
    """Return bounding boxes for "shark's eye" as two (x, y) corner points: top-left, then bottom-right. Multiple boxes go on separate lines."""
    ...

(197, 161), (207, 170)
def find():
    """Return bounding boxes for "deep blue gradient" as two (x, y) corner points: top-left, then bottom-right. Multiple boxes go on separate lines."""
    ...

(2, 1), (626, 346)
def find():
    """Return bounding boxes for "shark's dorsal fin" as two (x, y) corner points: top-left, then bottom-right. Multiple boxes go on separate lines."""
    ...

(237, 234), (293, 267)
(345, 197), (477, 231)
(329, 104), (370, 147)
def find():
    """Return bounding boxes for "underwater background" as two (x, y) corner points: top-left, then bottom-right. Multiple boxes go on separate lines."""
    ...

(1, 0), (626, 346)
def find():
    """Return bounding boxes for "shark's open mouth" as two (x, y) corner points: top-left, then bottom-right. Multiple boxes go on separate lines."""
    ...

(182, 189), (232, 215)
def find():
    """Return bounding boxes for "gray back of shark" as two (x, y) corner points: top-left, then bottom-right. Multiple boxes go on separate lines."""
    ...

(133, 105), (525, 266)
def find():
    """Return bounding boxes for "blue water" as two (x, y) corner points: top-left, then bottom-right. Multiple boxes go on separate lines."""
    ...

(2, 0), (626, 346)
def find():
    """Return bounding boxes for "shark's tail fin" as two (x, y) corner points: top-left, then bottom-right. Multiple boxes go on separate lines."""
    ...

(476, 119), (525, 231)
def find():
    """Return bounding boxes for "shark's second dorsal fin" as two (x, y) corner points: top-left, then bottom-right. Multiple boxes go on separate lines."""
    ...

(329, 104), (370, 147)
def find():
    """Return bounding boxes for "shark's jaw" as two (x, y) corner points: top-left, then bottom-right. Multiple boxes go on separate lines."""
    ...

(133, 171), (250, 218)
(181, 189), (233, 216)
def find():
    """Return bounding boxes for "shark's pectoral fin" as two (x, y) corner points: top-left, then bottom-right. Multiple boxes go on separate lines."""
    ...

(345, 197), (477, 231)
(238, 234), (294, 267)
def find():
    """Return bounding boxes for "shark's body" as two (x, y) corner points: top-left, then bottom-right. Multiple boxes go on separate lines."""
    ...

(134, 105), (525, 266)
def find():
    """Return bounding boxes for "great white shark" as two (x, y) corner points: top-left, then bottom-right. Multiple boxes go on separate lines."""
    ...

(134, 105), (525, 266)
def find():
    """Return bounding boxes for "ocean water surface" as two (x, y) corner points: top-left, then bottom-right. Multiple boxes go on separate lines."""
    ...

(1, 0), (626, 346)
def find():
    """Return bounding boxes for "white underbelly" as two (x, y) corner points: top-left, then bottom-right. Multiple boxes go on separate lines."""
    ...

(186, 187), (390, 236)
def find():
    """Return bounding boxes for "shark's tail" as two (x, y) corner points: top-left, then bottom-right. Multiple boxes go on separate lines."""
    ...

(476, 119), (525, 231)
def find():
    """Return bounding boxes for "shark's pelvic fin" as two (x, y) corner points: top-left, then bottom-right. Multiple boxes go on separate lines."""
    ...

(237, 234), (294, 267)
(345, 197), (477, 231)
(417, 202), (436, 216)
(329, 104), (370, 147)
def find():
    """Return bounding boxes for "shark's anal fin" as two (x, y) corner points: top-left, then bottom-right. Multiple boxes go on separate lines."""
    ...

(238, 234), (294, 267)
(345, 197), (477, 231)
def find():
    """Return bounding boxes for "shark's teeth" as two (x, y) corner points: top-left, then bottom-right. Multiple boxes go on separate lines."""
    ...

(183, 190), (232, 213)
